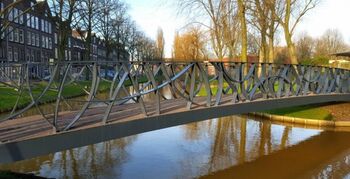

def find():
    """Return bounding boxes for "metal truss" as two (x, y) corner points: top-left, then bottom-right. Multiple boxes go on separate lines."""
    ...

(0, 61), (349, 132)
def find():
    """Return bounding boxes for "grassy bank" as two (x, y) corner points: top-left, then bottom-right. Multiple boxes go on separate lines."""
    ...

(263, 105), (333, 120)
(0, 76), (155, 113)
(0, 81), (111, 113)
(197, 83), (333, 120)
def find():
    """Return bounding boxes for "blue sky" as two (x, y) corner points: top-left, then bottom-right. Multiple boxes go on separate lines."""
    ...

(128, 0), (350, 58)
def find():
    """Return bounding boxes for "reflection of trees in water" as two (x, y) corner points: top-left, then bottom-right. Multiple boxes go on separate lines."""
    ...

(280, 126), (291, 150)
(182, 115), (294, 174)
(0, 136), (137, 178)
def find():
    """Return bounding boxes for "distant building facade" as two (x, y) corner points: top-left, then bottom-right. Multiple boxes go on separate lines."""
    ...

(0, 0), (130, 78)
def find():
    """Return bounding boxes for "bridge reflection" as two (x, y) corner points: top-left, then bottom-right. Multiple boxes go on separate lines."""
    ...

(1, 116), (349, 178)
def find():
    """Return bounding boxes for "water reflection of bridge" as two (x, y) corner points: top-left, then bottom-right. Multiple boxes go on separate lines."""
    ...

(1, 116), (350, 178)
(0, 61), (349, 163)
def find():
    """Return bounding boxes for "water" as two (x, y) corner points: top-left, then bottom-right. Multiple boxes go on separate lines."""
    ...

(1, 115), (350, 178)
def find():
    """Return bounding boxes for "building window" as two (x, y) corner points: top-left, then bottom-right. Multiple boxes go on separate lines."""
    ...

(26, 48), (31, 61)
(19, 48), (24, 61)
(45, 36), (49, 49)
(8, 47), (13, 62)
(31, 2), (35, 11)
(14, 28), (19, 42)
(42, 36), (45, 48)
(8, 9), (13, 21)
(19, 29), (24, 44)
(13, 8), (18, 23)
(31, 32), (35, 46)
(27, 14), (31, 27)
(45, 21), (48, 33)
(48, 23), (52, 34)
(54, 33), (58, 44)
(48, 38), (52, 49)
(18, 10), (23, 24)
(13, 48), (18, 62)
(36, 34), (40, 47)
(31, 16), (35, 29)
(27, 31), (31, 45)
(41, 20), (45, 32)
(35, 17), (39, 30)
(8, 26), (14, 41)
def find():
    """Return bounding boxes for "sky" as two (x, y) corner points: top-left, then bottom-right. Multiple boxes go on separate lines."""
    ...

(128, 0), (350, 58)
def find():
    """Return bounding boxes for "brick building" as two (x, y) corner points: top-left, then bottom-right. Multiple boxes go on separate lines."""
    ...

(0, 0), (130, 78)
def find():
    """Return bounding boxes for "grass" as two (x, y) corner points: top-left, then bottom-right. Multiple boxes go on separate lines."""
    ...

(197, 83), (332, 121)
(0, 81), (109, 113)
(264, 105), (333, 120)
(0, 75), (160, 113)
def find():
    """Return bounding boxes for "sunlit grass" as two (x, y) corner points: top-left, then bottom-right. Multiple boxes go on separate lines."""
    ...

(196, 82), (332, 120)
(264, 105), (333, 120)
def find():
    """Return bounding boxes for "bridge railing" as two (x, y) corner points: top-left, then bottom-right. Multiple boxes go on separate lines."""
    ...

(0, 61), (349, 132)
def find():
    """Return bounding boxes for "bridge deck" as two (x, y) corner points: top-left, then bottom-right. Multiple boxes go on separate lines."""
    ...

(0, 93), (350, 163)
(0, 96), (221, 143)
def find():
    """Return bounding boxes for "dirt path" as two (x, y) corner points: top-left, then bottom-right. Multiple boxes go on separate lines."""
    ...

(319, 103), (350, 121)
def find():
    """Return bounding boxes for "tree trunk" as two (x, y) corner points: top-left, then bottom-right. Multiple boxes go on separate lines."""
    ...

(238, 0), (247, 62)
(268, 36), (274, 63)
(259, 28), (267, 63)
(284, 29), (298, 64)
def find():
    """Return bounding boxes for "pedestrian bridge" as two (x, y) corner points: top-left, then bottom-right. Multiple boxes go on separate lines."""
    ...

(0, 61), (349, 163)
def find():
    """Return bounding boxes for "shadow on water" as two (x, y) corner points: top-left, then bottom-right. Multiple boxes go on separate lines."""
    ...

(1, 115), (350, 178)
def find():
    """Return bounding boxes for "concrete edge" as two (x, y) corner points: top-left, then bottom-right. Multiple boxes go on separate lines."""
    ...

(250, 112), (350, 127)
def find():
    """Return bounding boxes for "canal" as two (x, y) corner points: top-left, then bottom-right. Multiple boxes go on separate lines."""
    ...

(1, 115), (350, 178)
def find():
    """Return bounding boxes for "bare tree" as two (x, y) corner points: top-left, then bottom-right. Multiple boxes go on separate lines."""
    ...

(75, 0), (101, 61)
(96, 0), (126, 61)
(249, 0), (280, 62)
(156, 27), (165, 60)
(295, 32), (314, 61)
(172, 26), (207, 61)
(237, 0), (248, 62)
(222, 0), (240, 58)
(314, 29), (348, 56)
(273, 0), (320, 64)
(49, 0), (77, 61)
(177, 0), (228, 60)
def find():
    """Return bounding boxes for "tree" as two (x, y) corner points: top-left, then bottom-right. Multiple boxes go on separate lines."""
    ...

(273, 0), (320, 64)
(49, 0), (77, 61)
(295, 32), (314, 61)
(249, 0), (280, 63)
(177, 0), (229, 60)
(172, 26), (207, 61)
(156, 27), (165, 60)
(75, 0), (101, 61)
(96, 0), (126, 61)
(221, 0), (240, 59)
(237, 0), (248, 62)
(314, 29), (348, 56)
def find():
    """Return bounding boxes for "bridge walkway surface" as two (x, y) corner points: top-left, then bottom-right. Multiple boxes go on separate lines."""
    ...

(0, 93), (350, 163)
